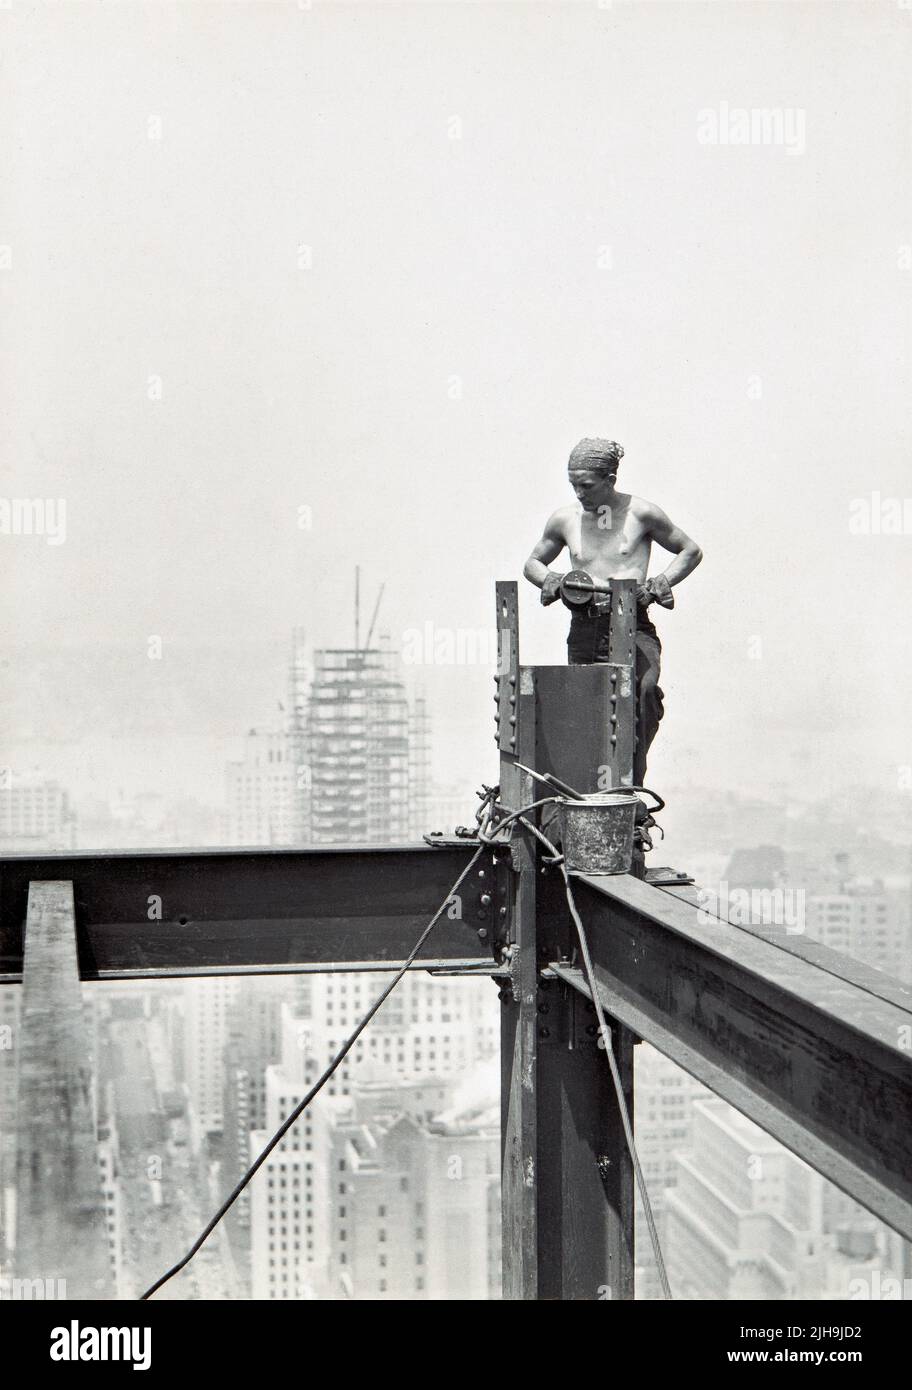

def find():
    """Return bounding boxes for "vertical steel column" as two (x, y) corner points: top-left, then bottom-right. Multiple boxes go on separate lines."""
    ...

(497, 580), (636, 1299)
(497, 582), (541, 1299)
(533, 656), (635, 1300)
(14, 882), (113, 1298)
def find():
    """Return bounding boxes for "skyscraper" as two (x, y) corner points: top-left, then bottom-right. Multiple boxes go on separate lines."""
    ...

(327, 1079), (500, 1300)
(224, 728), (295, 847)
(306, 643), (412, 845)
(183, 978), (240, 1137)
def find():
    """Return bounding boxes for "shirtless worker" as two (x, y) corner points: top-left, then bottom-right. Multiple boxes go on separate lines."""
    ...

(523, 438), (703, 785)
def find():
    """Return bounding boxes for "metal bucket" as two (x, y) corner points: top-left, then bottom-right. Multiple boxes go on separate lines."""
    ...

(559, 792), (639, 875)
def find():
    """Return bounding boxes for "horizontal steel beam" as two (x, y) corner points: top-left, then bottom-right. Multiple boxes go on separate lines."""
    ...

(556, 871), (912, 1241)
(15, 883), (113, 1296)
(0, 844), (491, 981)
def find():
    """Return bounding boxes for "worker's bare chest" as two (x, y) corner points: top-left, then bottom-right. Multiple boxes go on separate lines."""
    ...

(566, 506), (649, 574)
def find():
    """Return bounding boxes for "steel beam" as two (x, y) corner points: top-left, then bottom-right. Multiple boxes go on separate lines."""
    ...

(0, 845), (489, 981)
(498, 584), (540, 1300)
(556, 871), (912, 1240)
(533, 870), (635, 1300)
(14, 882), (113, 1298)
(498, 579), (636, 1299)
(533, 664), (634, 794)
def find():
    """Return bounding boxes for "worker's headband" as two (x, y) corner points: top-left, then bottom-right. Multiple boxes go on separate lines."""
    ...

(567, 438), (624, 475)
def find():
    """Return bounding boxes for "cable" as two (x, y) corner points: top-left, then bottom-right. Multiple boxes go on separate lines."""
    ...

(511, 800), (673, 1300)
(138, 843), (486, 1300)
(476, 795), (560, 845)
(560, 864), (673, 1300)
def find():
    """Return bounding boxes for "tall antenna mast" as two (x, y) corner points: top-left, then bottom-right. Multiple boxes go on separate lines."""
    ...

(364, 583), (385, 652)
(354, 565), (360, 651)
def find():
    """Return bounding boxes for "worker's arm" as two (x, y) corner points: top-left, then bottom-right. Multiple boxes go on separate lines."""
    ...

(523, 512), (568, 604)
(643, 504), (703, 589)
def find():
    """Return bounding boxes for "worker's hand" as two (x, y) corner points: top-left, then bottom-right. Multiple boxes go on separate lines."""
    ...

(637, 575), (675, 610)
(541, 572), (565, 606)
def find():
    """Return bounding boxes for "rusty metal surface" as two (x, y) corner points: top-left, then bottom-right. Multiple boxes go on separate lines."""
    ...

(559, 871), (912, 1240)
(559, 797), (637, 875)
(495, 580), (520, 754)
(608, 577), (637, 671)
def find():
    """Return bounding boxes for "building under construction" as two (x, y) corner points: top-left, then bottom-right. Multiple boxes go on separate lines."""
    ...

(306, 644), (411, 847)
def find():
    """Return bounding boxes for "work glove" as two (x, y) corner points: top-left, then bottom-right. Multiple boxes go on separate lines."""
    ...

(635, 574), (675, 610)
(540, 572), (565, 606)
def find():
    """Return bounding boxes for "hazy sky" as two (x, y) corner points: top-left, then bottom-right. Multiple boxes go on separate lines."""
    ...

(2, 1), (911, 810)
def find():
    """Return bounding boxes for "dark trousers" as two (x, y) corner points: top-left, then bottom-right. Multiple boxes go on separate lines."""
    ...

(567, 604), (664, 785)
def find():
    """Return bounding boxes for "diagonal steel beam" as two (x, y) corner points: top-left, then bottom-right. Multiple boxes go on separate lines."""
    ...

(553, 871), (912, 1240)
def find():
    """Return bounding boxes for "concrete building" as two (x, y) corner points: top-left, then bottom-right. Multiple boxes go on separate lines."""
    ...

(222, 981), (285, 1259)
(327, 1081), (499, 1300)
(308, 972), (497, 1102)
(805, 880), (909, 980)
(249, 1005), (332, 1300)
(224, 728), (295, 847)
(0, 772), (76, 852)
(182, 978), (240, 1137)
(247, 975), (500, 1298)
(666, 1098), (829, 1300)
(633, 1044), (712, 1299)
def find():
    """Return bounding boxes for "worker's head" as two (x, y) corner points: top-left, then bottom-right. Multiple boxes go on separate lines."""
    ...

(567, 438), (623, 509)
